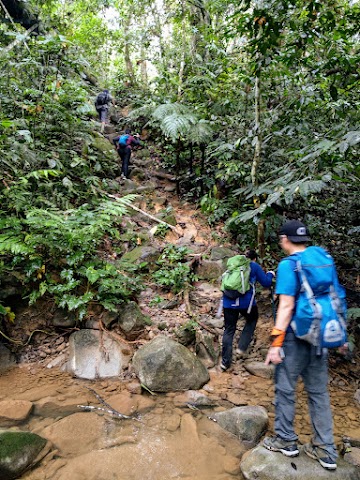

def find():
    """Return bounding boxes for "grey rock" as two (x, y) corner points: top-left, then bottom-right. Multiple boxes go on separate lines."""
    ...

(244, 361), (275, 379)
(117, 301), (151, 340)
(132, 336), (209, 392)
(67, 329), (130, 379)
(121, 246), (161, 265)
(240, 444), (360, 480)
(344, 447), (360, 467)
(0, 344), (16, 371)
(354, 389), (360, 406)
(52, 309), (76, 328)
(195, 260), (223, 281)
(195, 330), (219, 368)
(213, 406), (268, 448)
(210, 247), (237, 261)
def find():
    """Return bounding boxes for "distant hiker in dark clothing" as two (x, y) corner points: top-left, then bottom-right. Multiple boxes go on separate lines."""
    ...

(112, 129), (141, 179)
(95, 89), (115, 132)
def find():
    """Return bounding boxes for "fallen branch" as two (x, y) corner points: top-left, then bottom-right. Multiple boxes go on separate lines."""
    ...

(107, 193), (183, 236)
(84, 387), (141, 421)
(77, 404), (134, 420)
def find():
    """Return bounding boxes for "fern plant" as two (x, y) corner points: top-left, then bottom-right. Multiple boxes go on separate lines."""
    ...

(0, 194), (143, 320)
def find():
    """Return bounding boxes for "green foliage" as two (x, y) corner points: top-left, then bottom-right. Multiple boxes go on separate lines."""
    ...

(0, 195), (143, 319)
(152, 245), (197, 294)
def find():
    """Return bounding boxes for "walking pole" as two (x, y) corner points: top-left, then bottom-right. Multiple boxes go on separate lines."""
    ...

(270, 285), (277, 323)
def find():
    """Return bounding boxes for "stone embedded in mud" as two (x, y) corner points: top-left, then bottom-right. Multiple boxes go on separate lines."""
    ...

(0, 430), (49, 480)
(244, 361), (275, 379)
(132, 336), (210, 392)
(116, 301), (152, 340)
(240, 444), (360, 480)
(0, 344), (16, 372)
(213, 406), (268, 448)
(0, 399), (33, 427)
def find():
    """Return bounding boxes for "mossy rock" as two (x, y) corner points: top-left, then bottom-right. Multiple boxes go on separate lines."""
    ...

(135, 148), (151, 159)
(121, 246), (161, 266)
(0, 431), (48, 480)
(91, 136), (118, 160)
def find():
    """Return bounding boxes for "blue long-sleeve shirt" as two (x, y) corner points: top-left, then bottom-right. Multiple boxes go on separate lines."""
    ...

(222, 261), (274, 309)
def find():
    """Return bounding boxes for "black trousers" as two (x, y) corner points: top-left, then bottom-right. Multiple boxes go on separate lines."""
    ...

(118, 146), (131, 177)
(222, 306), (259, 367)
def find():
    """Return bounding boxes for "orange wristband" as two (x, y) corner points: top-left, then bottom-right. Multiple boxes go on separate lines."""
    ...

(270, 328), (286, 347)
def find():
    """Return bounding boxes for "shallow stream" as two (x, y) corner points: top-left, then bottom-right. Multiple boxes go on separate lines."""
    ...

(1, 360), (359, 480)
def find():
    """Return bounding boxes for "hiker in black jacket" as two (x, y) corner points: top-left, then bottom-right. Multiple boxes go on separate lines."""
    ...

(95, 89), (115, 132)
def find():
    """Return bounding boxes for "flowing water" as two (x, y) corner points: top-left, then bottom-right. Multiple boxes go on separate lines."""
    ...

(1, 360), (359, 480)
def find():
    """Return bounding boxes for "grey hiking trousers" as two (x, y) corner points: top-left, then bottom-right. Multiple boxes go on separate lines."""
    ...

(274, 331), (337, 461)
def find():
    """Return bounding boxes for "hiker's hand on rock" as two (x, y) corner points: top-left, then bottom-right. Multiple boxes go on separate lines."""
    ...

(338, 343), (349, 356)
(265, 346), (283, 365)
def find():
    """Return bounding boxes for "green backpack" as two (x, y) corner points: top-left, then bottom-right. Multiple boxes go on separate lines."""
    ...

(221, 255), (251, 299)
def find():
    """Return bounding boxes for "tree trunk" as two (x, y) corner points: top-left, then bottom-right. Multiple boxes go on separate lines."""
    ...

(124, 17), (135, 85)
(251, 73), (261, 186)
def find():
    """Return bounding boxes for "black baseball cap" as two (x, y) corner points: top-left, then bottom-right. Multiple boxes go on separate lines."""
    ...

(279, 220), (311, 243)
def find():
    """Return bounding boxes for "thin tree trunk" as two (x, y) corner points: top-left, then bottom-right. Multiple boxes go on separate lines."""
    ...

(200, 144), (206, 196)
(251, 73), (261, 186)
(189, 144), (194, 174)
(176, 137), (182, 195)
(124, 17), (135, 84)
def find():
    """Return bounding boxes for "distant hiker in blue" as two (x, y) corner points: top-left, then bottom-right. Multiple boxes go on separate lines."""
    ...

(94, 89), (115, 132)
(220, 249), (275, 371)
(112, 129), (141, 179)
(263, 219), (347, 471)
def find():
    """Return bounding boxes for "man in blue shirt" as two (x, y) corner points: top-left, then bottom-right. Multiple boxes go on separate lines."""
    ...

(263, 220), (339, 470)
(220, 250), (275, 371)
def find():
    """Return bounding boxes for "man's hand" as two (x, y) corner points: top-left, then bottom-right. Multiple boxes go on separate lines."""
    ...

(338, 343), (349, 356)
(265, 346), (283, 365)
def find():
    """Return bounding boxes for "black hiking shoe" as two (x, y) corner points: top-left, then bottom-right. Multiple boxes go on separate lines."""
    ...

(303, 443), (337, 470)
(263, 436), (299, 457)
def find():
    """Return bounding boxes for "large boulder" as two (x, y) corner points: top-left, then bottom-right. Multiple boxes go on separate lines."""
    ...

(132, 336), (210, 392)
(240, 444), (360, 480)
(0, 430), (49, 480)
(213, 406), (268, 448)
(67, 329), (131, 379)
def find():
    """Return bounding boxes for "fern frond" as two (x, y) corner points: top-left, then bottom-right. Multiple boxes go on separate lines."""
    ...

(159, 113), (197, 142)
(152, 102), (193, 121)
(0, 234), (33, 255)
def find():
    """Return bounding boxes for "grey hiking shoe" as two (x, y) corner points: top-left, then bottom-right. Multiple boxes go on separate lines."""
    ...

(263, 436), (299, 457)
(235, 348), (246, 358)
(220, 362), (229, 371)
(303, 443), (337, 470)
